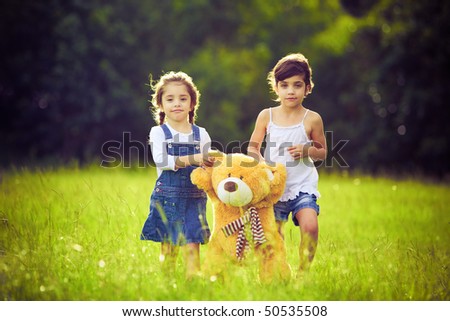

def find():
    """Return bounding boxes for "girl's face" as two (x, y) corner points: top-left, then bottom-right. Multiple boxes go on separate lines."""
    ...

(160, 82), (192, 124)
(275, 74), (310, 108)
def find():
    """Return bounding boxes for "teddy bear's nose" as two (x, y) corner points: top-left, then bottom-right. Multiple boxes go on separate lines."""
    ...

(224, 181), (238, 192)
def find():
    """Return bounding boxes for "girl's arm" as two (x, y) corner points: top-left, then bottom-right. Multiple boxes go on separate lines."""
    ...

(247, 109), (269, 161)
(308, 113), (327, 161)
(149, 127), (178, 171)
(175, 154), (211, 169)
(288, 112), (327, 161)
(175, 128), (214, 169)
(149, 127), (213, 170)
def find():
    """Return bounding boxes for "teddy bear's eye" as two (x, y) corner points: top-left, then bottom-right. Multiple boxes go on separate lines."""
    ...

(228, 173), (231, 178)
(240, 175), (244, 180)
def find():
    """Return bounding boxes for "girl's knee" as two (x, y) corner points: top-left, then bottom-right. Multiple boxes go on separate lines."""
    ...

(302, 224), (318, 239)
(296, 211), (318, 233)
(298, 216), (318, 239)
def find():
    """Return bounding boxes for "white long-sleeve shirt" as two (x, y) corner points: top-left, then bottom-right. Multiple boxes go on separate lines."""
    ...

(149, 123), (212, 177)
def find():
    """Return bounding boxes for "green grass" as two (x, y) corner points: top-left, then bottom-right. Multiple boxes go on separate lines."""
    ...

(0, 165), (449, 300)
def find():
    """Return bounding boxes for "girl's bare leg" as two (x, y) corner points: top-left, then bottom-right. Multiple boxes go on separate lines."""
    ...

(160, 242), (179, 276)
(183, 243), (200, 279)
(295, 209), (318, 273)
(276, 220), (285, 240)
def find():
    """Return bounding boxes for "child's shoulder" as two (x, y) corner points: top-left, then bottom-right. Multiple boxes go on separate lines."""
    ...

(150, 124), (164, 131)
(193, 124), (208, 133)
(149, 124), (166, 136)
(304, 109), (324, 128)
(257, 106), (277, 120)
(306, 109), (323, 121)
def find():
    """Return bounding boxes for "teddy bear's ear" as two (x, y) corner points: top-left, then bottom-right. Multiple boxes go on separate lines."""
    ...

(264, 162), (287, 204)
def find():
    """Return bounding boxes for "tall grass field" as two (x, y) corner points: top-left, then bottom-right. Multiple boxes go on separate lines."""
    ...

(1, 165), (448, 301)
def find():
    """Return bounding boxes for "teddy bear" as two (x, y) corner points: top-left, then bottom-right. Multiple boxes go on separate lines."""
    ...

(191, 152), (291, 283)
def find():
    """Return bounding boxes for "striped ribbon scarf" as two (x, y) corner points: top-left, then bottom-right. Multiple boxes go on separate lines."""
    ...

(222, 207), (267, 260)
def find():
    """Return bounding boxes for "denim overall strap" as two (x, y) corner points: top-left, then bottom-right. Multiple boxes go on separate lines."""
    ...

(160, 124), (173, 140)
(192, 125), (200, 142)
(161, 123), (200, 141)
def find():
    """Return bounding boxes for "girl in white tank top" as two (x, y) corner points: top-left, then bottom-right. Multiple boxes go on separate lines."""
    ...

(265, 108), (320, 202)
(247, 53), (327, 275)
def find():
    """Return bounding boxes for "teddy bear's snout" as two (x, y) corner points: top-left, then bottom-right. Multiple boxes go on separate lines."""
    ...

(224, 181), (238, 192)
(217, 177), (253, 207)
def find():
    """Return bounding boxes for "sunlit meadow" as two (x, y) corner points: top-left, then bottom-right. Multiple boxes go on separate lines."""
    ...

(0, 164), (448, 300)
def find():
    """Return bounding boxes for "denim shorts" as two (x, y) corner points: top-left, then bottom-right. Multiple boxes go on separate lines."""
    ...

(274, 192), (319, 226)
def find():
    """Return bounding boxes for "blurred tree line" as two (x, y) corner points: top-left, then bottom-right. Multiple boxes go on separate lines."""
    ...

(1, 0), (449, 177)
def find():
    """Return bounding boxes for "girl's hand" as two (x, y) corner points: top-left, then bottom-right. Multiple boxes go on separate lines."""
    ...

(194, 153), (215, 167)
(175, 153), (215, 169)
(202, 155), (215, 167)
(287, 144), (311, 160)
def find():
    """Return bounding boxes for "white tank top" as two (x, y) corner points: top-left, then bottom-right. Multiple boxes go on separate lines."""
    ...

(264, 108), (320, 201)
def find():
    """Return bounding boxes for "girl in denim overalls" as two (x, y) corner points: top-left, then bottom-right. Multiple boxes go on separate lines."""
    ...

(141, 71), (214, 278)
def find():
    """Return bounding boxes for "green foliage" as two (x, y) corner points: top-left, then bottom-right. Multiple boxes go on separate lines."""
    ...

(1, 0), (449, 175)
(1, 166), (448, 300)
(185, 44), (272, 146)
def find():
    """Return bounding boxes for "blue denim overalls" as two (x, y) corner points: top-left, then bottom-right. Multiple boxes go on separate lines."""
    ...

(140, 124), (210, 245)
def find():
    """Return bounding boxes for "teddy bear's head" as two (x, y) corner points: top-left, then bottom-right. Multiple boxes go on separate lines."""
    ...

(191, 153), (286, 208)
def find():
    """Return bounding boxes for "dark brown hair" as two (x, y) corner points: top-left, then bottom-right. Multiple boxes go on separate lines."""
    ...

(267, 53), (314, 96)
